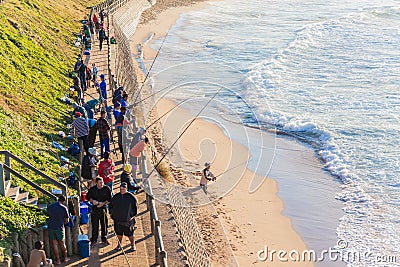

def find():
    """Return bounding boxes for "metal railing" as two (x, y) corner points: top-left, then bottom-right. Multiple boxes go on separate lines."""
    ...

(0, 150), (67, 199)
(141, 154), (168, 266)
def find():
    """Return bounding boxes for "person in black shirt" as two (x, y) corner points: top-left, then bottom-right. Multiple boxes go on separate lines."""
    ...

(86, 177), (112, 246)
(120, 164), (141, 193)
(109, 182), (138, 252)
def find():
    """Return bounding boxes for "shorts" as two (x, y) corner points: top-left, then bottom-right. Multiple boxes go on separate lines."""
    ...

(48, 228), (65, 241)
(114, 221), (135, 237)
(130, 156), (138, 166)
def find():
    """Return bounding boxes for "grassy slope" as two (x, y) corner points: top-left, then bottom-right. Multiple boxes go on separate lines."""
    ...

(0, 0), (96, 196)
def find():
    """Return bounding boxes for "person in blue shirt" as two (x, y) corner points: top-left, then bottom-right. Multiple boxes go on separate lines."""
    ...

(47, 195), (70, 265)
(113, 102), (121, 121)
(99, 74), (107, 106)
(120, 93), (128, 108)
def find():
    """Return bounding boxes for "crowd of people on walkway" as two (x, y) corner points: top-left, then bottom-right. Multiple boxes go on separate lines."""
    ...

(26, 9), (151, 266)
(26, 5), (222, 265)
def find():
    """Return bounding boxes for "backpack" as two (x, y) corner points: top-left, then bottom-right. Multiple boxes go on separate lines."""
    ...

(81, 155), (91, 179)
(67, 142), (81, 156)
(68, 171), (77, 187)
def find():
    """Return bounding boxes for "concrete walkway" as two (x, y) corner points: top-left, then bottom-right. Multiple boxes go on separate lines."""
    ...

(60, 13), (156, 267)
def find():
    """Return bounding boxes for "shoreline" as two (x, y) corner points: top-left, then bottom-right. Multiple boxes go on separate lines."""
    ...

(132, 0), (211, 60)
(130, 0), (342, 266)
(155, 98), (313, 266)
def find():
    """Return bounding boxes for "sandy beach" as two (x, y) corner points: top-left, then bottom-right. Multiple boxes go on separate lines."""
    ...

(154, 98), (313, 266)
(129, 0), (328, 266)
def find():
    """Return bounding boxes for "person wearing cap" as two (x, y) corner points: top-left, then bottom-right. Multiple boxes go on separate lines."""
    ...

(109, 182), (138, 252)
(86, 177), (112, 247)
(200, 162), (215, 194)
(70, 112), (89, 152)
(99, 74), (107, 105)
(120, 164), (141, 193)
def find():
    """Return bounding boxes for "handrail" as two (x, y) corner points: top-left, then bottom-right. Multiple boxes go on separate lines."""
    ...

(141, 154), (168, 267)
(2, 164), (57, 200)
(0, 150), (67, 197)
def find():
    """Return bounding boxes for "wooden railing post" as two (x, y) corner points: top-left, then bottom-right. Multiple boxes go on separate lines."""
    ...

(4, 154), (10, 181)
(72, 197), (79, 255)
(154, 220), (161, 263)
(12, 233), (20, 267)
(65, 227), (73, 256)
(0, 163), (5, 196)
(43, 228), (51, 259)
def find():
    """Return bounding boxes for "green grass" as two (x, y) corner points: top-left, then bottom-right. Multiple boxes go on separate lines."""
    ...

(0, 0), (101, 237)
(0, 196), (48, 252)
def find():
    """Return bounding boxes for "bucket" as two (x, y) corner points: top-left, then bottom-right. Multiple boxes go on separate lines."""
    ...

(78, 234), (89, 241)
(81, 191), (87, 202)
(78, 240), (90, 258)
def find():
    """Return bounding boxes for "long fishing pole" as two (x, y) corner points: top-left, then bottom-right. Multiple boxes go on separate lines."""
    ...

(146, 87), (224, 179)
(131, 78), (184, 107)
(132, 26), (172, 105)
(146, 95), (194, 129)
(213, 161), (248, 179)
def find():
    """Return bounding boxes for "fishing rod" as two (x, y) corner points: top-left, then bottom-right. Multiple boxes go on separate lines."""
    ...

(146, 86), (224, 180)
(132, 25), (172, 105)
(131, 78), (185, 107)
(144, 80), (222, 128)
(213, 161), (248, 179)
(146, 95), (194, 129)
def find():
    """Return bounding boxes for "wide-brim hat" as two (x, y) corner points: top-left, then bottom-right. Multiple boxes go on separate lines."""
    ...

(204, 162), (211, 167)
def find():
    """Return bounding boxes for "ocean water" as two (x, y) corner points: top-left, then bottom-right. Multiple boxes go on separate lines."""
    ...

(148, 0), (400, 266)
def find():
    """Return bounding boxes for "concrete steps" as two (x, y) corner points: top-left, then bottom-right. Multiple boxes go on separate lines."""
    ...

(4, 181), (43, 208)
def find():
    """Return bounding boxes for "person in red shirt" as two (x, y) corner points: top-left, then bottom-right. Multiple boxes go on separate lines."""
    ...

(129, 137), (149, 179)
(98, 151), (115, 193)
